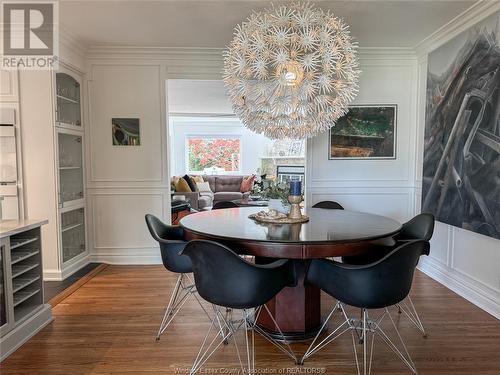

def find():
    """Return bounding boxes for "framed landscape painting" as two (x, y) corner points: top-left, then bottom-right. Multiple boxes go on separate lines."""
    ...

(329, 105), (397, 159)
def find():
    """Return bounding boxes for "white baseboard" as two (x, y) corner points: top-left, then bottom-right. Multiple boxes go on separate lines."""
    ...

(43, 254), (91, 281)
(43, 269), (63, 281)
(418, 257), (500, 320)
(89, 250), (161, 265)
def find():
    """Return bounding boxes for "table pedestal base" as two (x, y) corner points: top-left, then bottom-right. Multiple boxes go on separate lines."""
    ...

(256, 259), (321, 342)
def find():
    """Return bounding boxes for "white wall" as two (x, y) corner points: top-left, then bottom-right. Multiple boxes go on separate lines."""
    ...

(306, 52), (417, 224)
(414, 3), (500, 319)
(169, 117), (270, 177)
(168, 80), (233, 115)
(86, 61), (169, 264)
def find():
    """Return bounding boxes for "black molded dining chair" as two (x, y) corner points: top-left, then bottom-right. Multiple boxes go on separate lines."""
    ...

(212, 201), (239, 210)
(395, 213), (435, 242)
(181, 240), (298, 374)
(342, 213), (435, 336)
(301, 240), (430, 374)
(145, 214), (211, 341)
(312, 200), (344, 261)
(312, 200), (344, 210)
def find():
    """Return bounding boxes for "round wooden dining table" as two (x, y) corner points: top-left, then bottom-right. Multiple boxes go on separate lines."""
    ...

(180, 206), (402, 341)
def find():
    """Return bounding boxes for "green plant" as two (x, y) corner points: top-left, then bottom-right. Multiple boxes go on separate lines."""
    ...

(253, 181), (290, 205)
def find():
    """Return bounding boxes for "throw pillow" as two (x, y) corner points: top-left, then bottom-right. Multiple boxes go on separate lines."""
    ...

(171, 176), (180, 191)
(183, 174), (198, 192)
(196, 182), (212, 192)
(175, 177), (192, 192)
(240, 174), (256, 193)
(191, 175), (204, 183)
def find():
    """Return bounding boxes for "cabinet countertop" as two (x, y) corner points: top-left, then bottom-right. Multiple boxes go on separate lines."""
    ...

(0, 219), (49, 238)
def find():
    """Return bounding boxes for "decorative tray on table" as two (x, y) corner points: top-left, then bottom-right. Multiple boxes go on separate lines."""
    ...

(249, 210), (309, 224)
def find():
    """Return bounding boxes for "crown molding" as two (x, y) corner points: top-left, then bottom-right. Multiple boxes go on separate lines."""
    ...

(414, 0), (500, 57)
(357, 47), (416, 60)
(85, 45), (416, 61)
(86, 46), (224, 60)
(59, 23), (88, 58)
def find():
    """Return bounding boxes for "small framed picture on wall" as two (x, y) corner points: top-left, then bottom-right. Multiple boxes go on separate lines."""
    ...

(328, 105), (397, 159)
(112, 118), (141, 146)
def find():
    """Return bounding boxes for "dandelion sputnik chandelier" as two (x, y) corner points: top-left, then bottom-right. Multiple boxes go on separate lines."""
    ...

(223, 2), (360, 139)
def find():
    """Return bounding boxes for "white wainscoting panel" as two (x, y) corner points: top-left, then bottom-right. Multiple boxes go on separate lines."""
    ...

(309, 188), (413, 222)
(91, 192), (164, 249)
(428, 221), (450, 267)
(452, 228), (500, 294)
(87, 64), (164, 184)
(88, 190), (166, 264)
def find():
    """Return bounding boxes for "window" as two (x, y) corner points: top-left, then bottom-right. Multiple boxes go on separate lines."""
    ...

(186, 136), (241, 173)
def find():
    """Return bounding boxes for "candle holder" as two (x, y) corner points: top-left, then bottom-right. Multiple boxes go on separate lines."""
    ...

(287, 195), (303, 220)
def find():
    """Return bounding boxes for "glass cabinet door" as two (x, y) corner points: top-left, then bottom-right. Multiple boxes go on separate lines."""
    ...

(55, 73), (81, 128)
(58, 132), (84, 206)
(61, 207), (86, 263)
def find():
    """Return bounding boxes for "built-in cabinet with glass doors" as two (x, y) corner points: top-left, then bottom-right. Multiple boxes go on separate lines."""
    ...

(54, 68), (87, 274)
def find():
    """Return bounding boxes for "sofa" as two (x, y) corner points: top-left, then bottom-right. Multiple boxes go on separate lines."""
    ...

(172, 175), (251, 210)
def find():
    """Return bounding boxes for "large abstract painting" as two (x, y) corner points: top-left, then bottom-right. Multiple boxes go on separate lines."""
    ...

(422, 12), (500, 240)
(329, 105), (397, 159)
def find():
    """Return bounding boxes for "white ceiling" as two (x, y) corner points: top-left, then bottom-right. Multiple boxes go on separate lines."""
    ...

(60, 0), (477, 49)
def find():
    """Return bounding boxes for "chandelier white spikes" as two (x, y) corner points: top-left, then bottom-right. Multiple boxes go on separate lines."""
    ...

(223, 1), (360, 139)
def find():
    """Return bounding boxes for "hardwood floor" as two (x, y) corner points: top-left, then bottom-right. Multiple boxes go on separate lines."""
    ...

(1, 265), (499, 374)
(44, 263), (106, 304)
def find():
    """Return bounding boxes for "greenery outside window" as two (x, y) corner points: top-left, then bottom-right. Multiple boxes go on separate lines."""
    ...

(186, 136), (241, 174)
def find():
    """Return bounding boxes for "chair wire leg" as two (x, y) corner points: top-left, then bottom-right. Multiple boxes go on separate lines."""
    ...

(190, 310), (219, 375)
(363, 309), (367, 375)
(223, 308), (233, 344)
(156, 278), (193, 339)
(376, 308), (417, 374)
(250, 304), (297, 364)
(349, 314), (361, 375)
(243, 309), (255, 374)
(359, 309), (365, 344)
(400, 296), (426, 337)
(183, 274), (228, 343)
(304, 304), (417, 375)
(232, 313), (246, 375)
(368, 322), (375, 375)
(190, 306), (245, 374)
(301, 303), (352, 364)
(156, 274), (183, 341)
(301, 301), (342, 364)
(185, 274), (213, 322)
